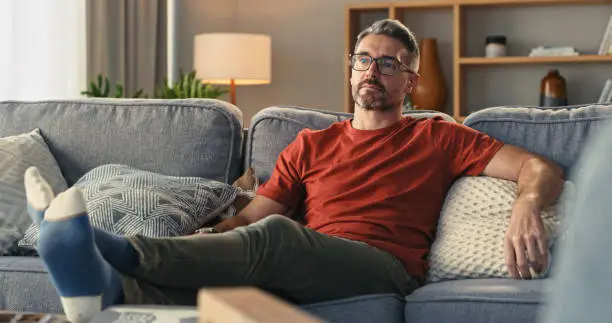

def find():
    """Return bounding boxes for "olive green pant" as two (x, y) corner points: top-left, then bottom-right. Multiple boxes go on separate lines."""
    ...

(120, 214), (417, 305)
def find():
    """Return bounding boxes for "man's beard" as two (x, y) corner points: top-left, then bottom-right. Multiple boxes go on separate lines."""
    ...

(352, 79), (394, 111)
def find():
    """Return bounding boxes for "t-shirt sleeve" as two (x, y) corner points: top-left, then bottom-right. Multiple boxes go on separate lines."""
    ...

(432, 119), (505, 177)
(255, 131), (307, 208)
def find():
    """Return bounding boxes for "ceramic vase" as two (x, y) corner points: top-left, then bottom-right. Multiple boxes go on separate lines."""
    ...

(540, 69), (567, 107)
(410, 38), (447, 111)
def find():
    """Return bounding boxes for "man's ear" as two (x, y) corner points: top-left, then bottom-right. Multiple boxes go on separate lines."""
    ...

(405, 76), (418, 94)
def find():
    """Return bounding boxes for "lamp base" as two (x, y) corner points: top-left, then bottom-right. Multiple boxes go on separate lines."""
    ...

(230, 79), (236, 105)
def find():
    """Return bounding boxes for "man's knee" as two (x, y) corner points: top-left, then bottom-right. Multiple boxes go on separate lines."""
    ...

(259, 214), (297, 232)
(252, 214), (306, 244)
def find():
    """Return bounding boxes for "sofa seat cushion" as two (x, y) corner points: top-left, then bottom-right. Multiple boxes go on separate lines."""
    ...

(302, 293), (404, 323)
(0, 257), (62, 313)
(404, 278), (548, 323)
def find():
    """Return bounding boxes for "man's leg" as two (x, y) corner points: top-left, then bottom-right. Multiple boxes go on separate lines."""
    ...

(25, 167), (140, 273)
(32, 186), (124, 323)
(538, 122), (612, 323)
(25, 168), (415, 310)
(122, 213), (417, 305)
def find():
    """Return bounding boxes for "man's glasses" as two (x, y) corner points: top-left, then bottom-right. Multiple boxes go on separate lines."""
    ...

(349, 53), (414, 76)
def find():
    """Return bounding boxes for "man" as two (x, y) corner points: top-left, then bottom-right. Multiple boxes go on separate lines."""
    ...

(25, 19), (564, 323)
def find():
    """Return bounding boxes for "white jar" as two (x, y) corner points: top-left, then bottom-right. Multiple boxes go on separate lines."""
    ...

(486, 36), (507, 58)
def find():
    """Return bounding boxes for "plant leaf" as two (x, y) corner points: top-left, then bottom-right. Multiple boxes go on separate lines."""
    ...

(115, 83), (124, 98)
(103, 77), (110, 97)
(133, 89), (144, 98)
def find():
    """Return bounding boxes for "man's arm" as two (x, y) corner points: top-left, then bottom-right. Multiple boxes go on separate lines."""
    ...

(482, 144), (565, 279)
(212, 195), (289, 233)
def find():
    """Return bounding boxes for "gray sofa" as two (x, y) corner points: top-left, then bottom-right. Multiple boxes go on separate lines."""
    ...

(0, 98), (611, 323)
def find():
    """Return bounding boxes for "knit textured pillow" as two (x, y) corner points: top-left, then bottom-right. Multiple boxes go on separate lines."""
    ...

(20, 164), (237, 247)
(426, 176), (572, 283)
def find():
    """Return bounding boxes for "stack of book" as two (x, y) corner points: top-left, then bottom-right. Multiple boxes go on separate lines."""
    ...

(598, 79), (612, 103)
(529, 46), (579, 57)
(598, 15), (612, 55)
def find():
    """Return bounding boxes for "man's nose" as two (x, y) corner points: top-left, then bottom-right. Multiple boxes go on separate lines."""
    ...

(364, 60), (380, 78)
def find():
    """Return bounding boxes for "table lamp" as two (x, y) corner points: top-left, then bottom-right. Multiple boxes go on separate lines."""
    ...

(194, 33), (271, 105)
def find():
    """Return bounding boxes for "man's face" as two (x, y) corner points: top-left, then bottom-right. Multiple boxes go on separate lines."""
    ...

(350, 34), (417, 112)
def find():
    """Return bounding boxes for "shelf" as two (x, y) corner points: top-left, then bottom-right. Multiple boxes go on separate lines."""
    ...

(459, 55), (612, 65)
(394, 1), (455, 8)
(459, 0), (612, 6)
(350, 0), (612, 9)
(345, 0), (612, 119)
(347, 3), (394, 10)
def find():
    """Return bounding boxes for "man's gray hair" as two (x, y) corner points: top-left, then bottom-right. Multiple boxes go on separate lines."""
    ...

(355, 19), (420, 72)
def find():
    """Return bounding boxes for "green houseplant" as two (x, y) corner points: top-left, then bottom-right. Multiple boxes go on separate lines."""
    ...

(81, 70), (226, 99)
(81, 74), (144, 98)
(155, 69), (227, 99)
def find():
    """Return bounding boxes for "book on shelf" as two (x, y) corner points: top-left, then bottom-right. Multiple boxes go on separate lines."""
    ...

(598, 15), (612, 55)
(529, 46), (579, 57)
(597, 79), (612, 103)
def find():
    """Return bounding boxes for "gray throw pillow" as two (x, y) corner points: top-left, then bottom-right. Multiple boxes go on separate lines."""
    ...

(20, 164), (237, 246)
(0, 129), (68, 254)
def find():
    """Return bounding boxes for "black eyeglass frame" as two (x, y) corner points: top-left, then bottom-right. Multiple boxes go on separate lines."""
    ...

(348, 53), (417, 76)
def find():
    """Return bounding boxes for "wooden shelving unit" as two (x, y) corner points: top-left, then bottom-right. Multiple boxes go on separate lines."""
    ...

(459, 55), (612, 65)
(345, 0), (612, 122)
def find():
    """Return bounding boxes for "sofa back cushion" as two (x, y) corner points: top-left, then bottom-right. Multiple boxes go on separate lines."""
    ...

(464, 104), (612, 176)
(245, 106), (455, 183)
(0, 99), (244, 185)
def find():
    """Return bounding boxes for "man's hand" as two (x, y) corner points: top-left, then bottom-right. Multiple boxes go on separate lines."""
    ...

(482, 145), (564, 280)
(213, 195), (288, 233)
(504, 197), (549, 279)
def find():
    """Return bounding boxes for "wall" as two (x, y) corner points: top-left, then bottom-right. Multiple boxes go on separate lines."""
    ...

(178, 0), (393, 125)
(178, 0), (612, 125)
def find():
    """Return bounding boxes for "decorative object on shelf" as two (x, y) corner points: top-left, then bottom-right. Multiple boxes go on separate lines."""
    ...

(597, 14), (612, 55)
(529, 46), (579, 57)
(597, 79), (612, 103)
(540, 70), (567, 107)
(194, 33), (272, 105)
(410, 38), (446, 111)
(485, 36), (507, 58)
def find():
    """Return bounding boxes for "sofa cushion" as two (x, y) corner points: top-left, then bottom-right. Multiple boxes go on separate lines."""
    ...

(19, 164), (238, 247)
(0, 99), (244, 185)
(0, 129), (68, 255)
(404, 278), (548, 323)
(246, 106), (455, 183)
(427, 177), (572, 283)
(463, 104), (612, 176)
(302, 294), (405, 323)
(0, 257), (62, 313)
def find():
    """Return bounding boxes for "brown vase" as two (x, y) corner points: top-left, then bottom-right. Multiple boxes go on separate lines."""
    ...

(410, 38), (446, 111)
(540, 70), (567, 107)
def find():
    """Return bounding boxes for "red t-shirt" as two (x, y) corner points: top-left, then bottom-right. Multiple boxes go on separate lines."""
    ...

(256, 116), (504, 284)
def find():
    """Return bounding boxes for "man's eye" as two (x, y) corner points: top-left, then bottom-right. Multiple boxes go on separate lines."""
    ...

(381, 60), (395, 68)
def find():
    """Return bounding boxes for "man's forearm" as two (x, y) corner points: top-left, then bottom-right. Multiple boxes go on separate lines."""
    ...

(515, 157), (565, 210)
(211, 195), (290, 233)
(213, 214), (252, 233)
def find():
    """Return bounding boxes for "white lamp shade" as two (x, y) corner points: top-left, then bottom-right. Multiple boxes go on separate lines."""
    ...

(194, 33), (271, 85)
